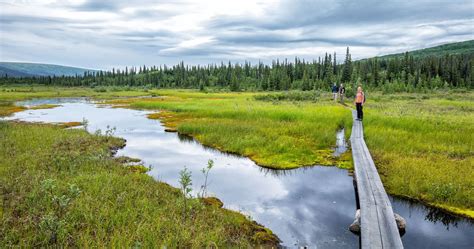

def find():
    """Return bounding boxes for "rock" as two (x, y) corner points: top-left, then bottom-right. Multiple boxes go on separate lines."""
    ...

(349, 209), (361, 234)
(394, 213), (406, 235)
(349, 210), (406, 236)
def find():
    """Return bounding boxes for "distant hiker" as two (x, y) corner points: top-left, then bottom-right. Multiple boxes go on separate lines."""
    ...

(354, 86), (365, 121)
(331, 83), (339, 101)
(339, 83), (345, 104)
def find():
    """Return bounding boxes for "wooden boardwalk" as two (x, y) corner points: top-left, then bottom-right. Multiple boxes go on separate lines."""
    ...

(350, 110), (404, 248)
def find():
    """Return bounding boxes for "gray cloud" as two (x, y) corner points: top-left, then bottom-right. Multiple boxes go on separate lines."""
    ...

(0, 0), (473, 69)
(216, 31), (389, 47)
(75, 1), (119, 11)
(0, 14), (64, 25)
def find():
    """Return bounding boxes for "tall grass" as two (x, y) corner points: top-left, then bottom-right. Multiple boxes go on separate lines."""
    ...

(0, 122), (278, 247)
(363, 92), (474, 215)
(2, 85), (471, 216)
(120, 90), (352, 169)
(0, 85), (154, 101)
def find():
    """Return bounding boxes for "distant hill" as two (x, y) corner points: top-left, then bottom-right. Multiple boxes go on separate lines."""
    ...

(378, 40), (474, 59)
(0, 62), (97, 77)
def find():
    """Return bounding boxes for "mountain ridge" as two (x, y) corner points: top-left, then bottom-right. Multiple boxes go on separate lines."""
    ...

(376, 40), (474, 59)
(0, 62), (97, 77)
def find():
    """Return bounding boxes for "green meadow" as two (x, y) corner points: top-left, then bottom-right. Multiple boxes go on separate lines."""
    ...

(0, 84), (473, 244)
(117, 90), (353, 169)
(0, 121), (278, 247)
(108, 89), (473, 217)
(363, 91), (474, 217)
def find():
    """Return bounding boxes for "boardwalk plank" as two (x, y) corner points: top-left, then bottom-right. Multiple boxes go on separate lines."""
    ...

(350, 110), (403, 249)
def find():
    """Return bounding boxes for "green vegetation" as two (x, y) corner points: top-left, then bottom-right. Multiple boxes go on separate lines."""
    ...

(110, 90), (352, 169)
(363, 91), (474, 217)
(28, 104), (61, 110)
(2, 41), (473, 92)
(0, 85), (154, 102)
(110, 89), (473, 217)
(0, 121), (279, 247)
(0, 85), (472, 220)
(380, 40), (474, 59)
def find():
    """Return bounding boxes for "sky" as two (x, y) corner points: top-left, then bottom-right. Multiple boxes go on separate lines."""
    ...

(0, 0), (473, 70)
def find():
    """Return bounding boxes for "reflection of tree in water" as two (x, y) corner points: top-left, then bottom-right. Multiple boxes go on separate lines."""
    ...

(177, 133), (194, 143)
(176, 133), (247, 158)
(392, 197), (474, 230)
(258, 165), (316, 177)
(176, 131), (346, 178)
(425, 207), (461, 230)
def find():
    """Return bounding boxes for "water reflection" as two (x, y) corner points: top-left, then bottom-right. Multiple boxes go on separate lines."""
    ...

(394, 197), (473, 229)
(4, 98), (474, 249)
(390, 197), (474, 249)
(334, 128), (348, 156)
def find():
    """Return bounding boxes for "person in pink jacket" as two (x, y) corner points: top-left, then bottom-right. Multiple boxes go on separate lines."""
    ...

(354, 86), (365, 121)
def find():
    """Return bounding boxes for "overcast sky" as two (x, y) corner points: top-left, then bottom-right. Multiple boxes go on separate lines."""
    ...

(0, 0), (473, 69)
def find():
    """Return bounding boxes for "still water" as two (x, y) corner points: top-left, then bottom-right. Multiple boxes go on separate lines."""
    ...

(5, 98), (474, 248)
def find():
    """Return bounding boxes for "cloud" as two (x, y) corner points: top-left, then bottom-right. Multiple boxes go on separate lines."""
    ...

(74, 0), (119, 11)
(0, 0), (473, 69)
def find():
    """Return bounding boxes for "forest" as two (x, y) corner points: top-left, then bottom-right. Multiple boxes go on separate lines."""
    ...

(2, 47), (473, 93)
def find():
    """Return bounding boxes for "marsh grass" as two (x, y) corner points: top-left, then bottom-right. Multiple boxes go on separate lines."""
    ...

(28, 104), (61, 110)
(363, 92), (474, 216)
(0, 122), (279, 247)
(0, 85), (153, 101)
(122, 90), (353, 169)
(0, 101), (27, 116)
(2, 86), (471, 217)
(119, 89), (473, 216)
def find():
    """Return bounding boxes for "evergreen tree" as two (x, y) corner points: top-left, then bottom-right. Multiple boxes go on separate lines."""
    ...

(2, 49), (471, 91)
(341, 47), (352, 83)
(302, 69), (310, 91)
(230, 71), (239, 91)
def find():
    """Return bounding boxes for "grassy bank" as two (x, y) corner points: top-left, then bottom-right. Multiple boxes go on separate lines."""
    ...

(0, 121), (278, 247)
(114, 89), (473, 217)
(1, 85), (472, 218)
(0, 85), (154, 101)
(362, 91), (474, 217)
(108, 90), (353, 169)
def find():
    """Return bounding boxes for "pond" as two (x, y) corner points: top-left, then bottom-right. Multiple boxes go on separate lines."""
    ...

(5, 98), (474, 248)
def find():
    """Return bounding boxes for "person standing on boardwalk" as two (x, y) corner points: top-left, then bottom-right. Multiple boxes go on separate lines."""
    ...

(331, 83), (339, 101)
(339, 83), (345, 104)
(354, 86), (365, 121)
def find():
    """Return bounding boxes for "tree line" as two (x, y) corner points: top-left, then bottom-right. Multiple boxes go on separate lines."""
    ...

(2, 48), (473, 92)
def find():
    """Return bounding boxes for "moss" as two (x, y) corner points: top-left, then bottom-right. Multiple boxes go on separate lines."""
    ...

(107, 137), (127, 155)
(253, 231), (280, 245)
(28, 104), (60, 110)
(57, 121), (83, 128)
(0, 104), (27, 117)
(0, 102), (59, 118)
(125, 164), (150, 174)
(335, 151), (354, 170)
(201, 197), (224, 208)
(114, 156), (142, 164)
(433, 203), (474, 219)
(250, 223), (280, 245)
(147, 111), (187, 133)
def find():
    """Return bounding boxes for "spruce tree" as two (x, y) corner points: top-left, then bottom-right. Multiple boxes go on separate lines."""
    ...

(302, 69), (310, 91)
(341, 47), (352, 83)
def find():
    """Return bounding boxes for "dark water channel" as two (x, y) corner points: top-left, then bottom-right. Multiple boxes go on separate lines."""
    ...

(5, 98), (473, 248)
